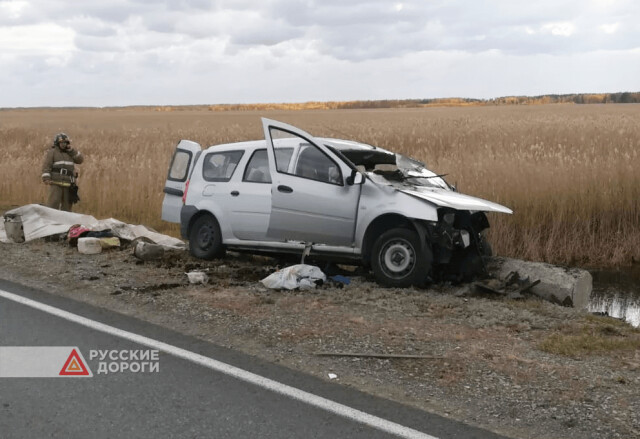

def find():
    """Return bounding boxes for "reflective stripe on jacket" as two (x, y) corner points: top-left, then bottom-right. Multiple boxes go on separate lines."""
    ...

(41, 146), (84, 183)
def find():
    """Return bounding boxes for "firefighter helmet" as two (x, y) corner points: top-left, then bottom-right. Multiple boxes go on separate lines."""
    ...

(54, 133), (71, 147)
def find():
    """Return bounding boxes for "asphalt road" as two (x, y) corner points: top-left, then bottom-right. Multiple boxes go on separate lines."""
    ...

(0, 279), (509, 439)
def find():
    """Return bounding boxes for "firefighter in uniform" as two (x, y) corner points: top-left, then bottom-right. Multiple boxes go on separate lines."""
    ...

(41, 133), (84, 211)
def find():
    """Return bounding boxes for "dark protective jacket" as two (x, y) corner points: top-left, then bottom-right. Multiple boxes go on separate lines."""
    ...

(41, 146), (84, 184)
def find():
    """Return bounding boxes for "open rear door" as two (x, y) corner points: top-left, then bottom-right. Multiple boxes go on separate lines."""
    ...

(161, 140), (201, 223)
(261, 118), (360, 246)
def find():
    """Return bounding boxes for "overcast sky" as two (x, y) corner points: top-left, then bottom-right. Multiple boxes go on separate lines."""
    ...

(1, 0), (639, 107)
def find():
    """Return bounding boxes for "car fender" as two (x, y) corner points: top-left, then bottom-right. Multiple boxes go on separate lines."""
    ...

(188, 199), (231, 242)
(355, 190), (438, 249)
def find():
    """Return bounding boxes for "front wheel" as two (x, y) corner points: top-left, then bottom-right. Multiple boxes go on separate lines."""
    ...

(370, 228), (431, 288)
(189, 214), (225, 260)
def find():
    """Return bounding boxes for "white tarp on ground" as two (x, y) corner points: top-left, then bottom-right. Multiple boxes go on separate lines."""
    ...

(0, 204), (185, 249)
(261, 264), (326, 290)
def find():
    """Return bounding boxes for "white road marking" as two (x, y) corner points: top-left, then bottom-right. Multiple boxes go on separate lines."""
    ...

(0, 288), (438, 439)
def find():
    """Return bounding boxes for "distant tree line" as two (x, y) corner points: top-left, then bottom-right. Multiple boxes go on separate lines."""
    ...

(119, 92), (640, 112)
(198, 92), (640, 111)
(489, 92), (640, 105)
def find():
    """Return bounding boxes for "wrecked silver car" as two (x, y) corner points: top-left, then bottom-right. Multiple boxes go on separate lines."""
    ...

(162, 118), (512, 287)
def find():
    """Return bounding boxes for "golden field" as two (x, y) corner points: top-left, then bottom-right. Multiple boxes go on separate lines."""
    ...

(1, 104), (638, 268)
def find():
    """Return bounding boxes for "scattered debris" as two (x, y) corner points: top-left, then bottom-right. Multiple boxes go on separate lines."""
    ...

(0, 204), (185, 249)
(77, 237), (102, 255)
(99, 237), (120, 249)
(474, 271), (541, 300)
(3, 213), (24, 243)
(329, 275), (351, 285)
(327, 373), (338, 380)
(186, 270), (209, 285)
(134, 241), (165, 261)
(261, 264), (326, 290)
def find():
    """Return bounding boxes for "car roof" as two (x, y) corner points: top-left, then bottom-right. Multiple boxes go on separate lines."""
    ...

(203, 137), (394, 155)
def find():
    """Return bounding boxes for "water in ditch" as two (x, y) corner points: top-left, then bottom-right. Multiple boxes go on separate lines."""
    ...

(588, 265), (640, 328)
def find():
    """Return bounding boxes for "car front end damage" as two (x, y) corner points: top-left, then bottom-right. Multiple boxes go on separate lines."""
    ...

(421, 209), (492, 282)
(344, 145), (511, 285)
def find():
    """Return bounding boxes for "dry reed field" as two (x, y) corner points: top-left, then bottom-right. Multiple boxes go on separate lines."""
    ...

(1, 104), (639, 268)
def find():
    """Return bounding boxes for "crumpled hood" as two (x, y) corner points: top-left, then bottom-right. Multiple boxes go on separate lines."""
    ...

(401, 188), (513, 214)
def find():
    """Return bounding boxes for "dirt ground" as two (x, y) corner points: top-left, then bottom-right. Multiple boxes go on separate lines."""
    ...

(0, 237), (638, 439)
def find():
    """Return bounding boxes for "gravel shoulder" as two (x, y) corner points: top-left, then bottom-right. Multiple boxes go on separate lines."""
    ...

(0, 238), (638, 439)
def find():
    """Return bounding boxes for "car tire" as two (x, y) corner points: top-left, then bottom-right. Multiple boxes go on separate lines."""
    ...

(189, 214), (225, 260)
(371, 228), (431, 288)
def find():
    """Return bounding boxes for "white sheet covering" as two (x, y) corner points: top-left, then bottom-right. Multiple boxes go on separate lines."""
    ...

(0, 204), (185, 249)
(261, 264), (326, 290)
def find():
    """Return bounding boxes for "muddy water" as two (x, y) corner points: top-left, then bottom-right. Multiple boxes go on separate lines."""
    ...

(588, 265), (640, 328)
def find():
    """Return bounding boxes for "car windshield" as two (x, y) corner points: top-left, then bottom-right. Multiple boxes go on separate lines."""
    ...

(393, 154), (450, 189)
(340, 149), (450, 190)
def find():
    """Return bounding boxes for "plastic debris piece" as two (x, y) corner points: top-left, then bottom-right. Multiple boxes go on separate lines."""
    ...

(3, 214), (25, 243)
(78, 237), (102, 254)
(261, 264), (326, 290)
(329, 275), (351, 285)
(99, 237), (120, 249)
(186, 271), (209, 285)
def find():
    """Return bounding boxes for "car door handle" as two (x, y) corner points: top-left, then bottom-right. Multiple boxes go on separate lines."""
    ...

(277, 185), (293, 193)
(163, 187), (184, 197)
(230, 191), (240, 197)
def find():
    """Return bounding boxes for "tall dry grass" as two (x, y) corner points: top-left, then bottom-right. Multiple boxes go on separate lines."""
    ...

(1, 104), (638, 268)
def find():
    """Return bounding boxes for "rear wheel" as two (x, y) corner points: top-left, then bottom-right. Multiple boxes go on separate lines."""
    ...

(189, 214), (225, 260)
(371, 228), (431, 288)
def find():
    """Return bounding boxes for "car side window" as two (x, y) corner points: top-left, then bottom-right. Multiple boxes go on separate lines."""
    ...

(202, 151), (244, 182)
(269, 127), (342, 185)
(275, 148), (294, 172)
(243, 149), (272, 183)
(293, 144), (342, 184)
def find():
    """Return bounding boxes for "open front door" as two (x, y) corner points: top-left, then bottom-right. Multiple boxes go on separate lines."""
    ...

(161, 140), (201, 223)
(261, 118), (360, 246)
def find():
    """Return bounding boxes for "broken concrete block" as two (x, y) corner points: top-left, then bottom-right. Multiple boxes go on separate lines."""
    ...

(133, 241), (164, 261)
(492, 257), (592, 309)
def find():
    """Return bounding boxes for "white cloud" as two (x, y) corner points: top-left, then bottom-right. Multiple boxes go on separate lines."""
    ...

(0, 0), (639, 106)
(599, 22), (620, 34)
(541, 22), (576, 36)
(0, 0), (29, 19)
(0, 23), (75, 56)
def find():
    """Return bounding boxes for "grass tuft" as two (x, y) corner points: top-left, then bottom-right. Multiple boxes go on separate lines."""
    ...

(538, 315), (640, 356)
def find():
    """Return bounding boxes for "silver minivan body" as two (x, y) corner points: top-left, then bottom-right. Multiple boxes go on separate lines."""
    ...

(163, 118), (512, 286)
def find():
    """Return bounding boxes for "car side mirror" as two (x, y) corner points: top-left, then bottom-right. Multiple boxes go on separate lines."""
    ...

(346, 169), (364, 185)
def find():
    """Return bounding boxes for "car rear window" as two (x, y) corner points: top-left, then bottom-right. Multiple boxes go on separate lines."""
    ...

(167, 150), (192, 182)
(202, 150), (244, 182)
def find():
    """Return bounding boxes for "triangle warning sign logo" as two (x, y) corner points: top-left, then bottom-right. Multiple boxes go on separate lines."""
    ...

(59, 348), (91, 376)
